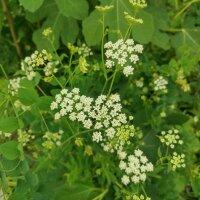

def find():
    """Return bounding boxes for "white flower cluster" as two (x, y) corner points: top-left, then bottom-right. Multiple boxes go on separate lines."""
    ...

(126, 194), (151, 200)
(43, 61), (59, 76)
(21, 50), (58, 80)
(8, 77), (24, 96)
(119, 149), (153, 185)
(51, 88), (136, 152)
(153, 75), (168, 92)
(51, 88), (153, 185)
(42, 130), (64, 150)
(170, 152), (185, 171)
(159, 129), (183, 149)
(0, 131), (12, 138)
(129, 0), (147, 8)
(135, 77), (144, 88)
(78, 43), (93, 57)
(68, 43), (92, 57)
(17, 129), (35, 146)
(104, 39), (143, 77)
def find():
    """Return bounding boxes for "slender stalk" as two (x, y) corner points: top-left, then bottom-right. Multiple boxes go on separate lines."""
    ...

(107, 67), (118, 96)
(0, 65), (9, 79)
(124, 24), (132, 40)
(174, 0), (200, 19)
(52, 74), (64, 89)
(101, 14), (108, 80)
(0, 159), (7, 200)
(39, 110), (50, 132)
(0, 0), (22, 58)
(61, 129), (94, 147)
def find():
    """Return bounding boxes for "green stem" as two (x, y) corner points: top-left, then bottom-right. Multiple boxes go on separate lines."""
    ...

(0, 65), (9, 80)
(107, 67), (118, 96)
(174, 0), (200, 19)
(124, 24), (132, 40)
(101, 14), (108, 81)
(61, 129), (94, 147)
(92, 188), (108, 200)
(52, 74), (64, 89)
(0, 159), (7, 200)
(36, 85), (47, 96)
(39, 110), (50, 132)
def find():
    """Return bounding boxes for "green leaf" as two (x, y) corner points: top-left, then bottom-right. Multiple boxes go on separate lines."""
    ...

(32, 6), (79, 51)
(171, 27), (200, 49)
(151, 30), (170, 50)
(0, 141), (20, 160)
(36, 96), (53, 111)
(55, 0), (89, 20)
(165, 112), (189, 125)
(55, 184), (99, 200)
(25, 172), (39, 187)
(18, 87), (39, 106)
(19, 0), (44, 12)
(0, 117), (18, 132)
(191, 178), (200, 197)
(132, 11), (154, 44)
(82, 10), (102, 46)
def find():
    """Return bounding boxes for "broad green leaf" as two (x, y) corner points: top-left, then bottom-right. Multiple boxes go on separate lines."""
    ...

(0, 141), (20, 160)
(132, 11), (154, 44)
(18, 87), (39, 106)
(151, 30), (170, 50)
(191, 178), (200, 197)
(0, 117), (18, 132)
(36, 96), (53, 111)
(82, 10), (102, 46)
(25, 172), (39, 187)
(32, 4), (79, 51)
(171, 27), (200, 49)
(19, 0), (44, 12)
(55, 184), (99, 200)
(165, 112), (189, 125)
(55, 0), (89, 20)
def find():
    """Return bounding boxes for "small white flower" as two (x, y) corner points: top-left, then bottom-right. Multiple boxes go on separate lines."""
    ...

(123, 66), (134, 77)
(121, 175), (130, 185)
(92, 132), (103, 143)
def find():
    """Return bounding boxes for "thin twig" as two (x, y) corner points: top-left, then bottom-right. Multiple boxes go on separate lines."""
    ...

(0, 0), (23, 58)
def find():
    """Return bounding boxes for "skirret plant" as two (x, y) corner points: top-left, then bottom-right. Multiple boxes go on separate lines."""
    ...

(0, 0), (200, 200)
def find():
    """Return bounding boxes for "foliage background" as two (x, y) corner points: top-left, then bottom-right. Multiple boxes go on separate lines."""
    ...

(0, 0), (200, 200)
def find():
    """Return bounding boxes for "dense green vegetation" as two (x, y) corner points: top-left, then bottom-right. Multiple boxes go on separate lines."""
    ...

(0, 0), (200, 199)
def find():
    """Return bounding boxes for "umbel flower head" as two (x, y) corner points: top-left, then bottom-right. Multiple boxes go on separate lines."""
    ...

(51, 88), (136, 152)
(104, 39), (143, 77)
(170, 152), (185, 171)
(21, 50), (59, 80)
(159, 128), (183, 149)
(51, 88), (154, 186)
(119, 149), (153, 185)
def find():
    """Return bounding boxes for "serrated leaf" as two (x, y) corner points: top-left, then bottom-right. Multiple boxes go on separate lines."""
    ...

(0, 141), (20, 160)
(0, 117), (18, 132)
(55, 0), (89, 20)
(19, 0), (44, 12)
